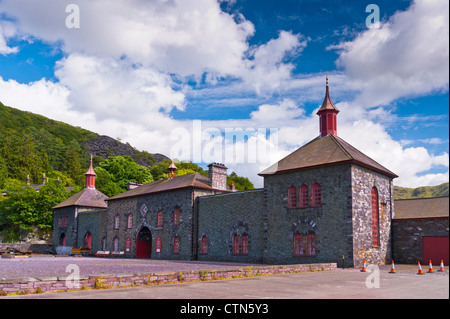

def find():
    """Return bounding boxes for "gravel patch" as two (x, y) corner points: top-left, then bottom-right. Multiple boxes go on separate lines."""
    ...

(0, 256), (257, 280)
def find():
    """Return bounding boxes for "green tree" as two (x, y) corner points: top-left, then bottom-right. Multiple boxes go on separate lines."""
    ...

(227, 172), (255, 191)
(0, 180), (76, 241)
(95, 156), (154, 196)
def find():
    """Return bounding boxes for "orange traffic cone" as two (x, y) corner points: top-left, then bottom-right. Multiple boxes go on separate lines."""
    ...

(389, 260), (396, 273)
(417, 261), (424, 275)
(428, 260), (434, 273)
(361, 260), (367, 272)
(438, 260), (445, 272)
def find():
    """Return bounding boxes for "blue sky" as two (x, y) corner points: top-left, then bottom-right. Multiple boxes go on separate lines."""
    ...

(0, 0), (448, 188)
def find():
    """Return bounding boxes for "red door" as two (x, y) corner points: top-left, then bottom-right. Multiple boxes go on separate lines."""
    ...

(85, 232), (92, 249)
(423, 236), (449, 266)
(136, 227), (151, 259)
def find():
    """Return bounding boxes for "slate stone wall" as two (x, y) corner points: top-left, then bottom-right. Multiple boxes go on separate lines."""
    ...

(392, 218), (449, 264)
(197, 189), (265, 263)
(263, 164), (353, 265)
(351, 165), (394, 267)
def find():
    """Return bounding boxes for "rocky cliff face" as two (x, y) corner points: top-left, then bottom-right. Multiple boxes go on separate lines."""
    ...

(83, 135), (169, 167)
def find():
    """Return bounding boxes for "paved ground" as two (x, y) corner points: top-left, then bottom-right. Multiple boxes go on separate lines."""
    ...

(1, 258), (448, 300)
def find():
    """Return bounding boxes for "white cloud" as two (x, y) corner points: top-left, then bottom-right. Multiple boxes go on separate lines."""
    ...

(330, 0), (449, 107)
(0, 0), (448, 190)
(0, 20), (18, 54)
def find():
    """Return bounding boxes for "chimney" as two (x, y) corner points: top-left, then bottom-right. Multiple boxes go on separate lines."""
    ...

(231, 181), (236, 192)
(208, 163), (228, 191)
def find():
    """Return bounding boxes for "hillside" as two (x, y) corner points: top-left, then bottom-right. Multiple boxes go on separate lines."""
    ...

(394, 182), (449, 200)
(0, 101), (97, 145)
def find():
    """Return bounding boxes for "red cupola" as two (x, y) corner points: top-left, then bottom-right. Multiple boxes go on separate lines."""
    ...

(317, 75), (339, 137)
(85, 154), (96, 189)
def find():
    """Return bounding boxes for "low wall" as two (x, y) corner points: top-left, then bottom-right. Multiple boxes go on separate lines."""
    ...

(0, 243), (53, 254)
(0, 262), (336, 295)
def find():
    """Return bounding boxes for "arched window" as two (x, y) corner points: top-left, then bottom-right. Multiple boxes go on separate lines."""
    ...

(306, 233), (316, 256)
(157, 210), (163, 227)
(113, 237), (119, 252)
(371, 187), (380, 247)
(125, 237), (131, 252)
(101, 237), (106, 250)
(155, 236), (162, 253)
(241, 235), (249, 255)
(312, 183), (321, 206)
(232, 235), (240, 255)
(300, 185), (308, 207)
(172, 236), (180, 254)
(294, 233), (303, 256)
(288, 186), (297, 208)
(127, 214), (133, 229)
(174, 208), (181, 226)
(200, 236), (208, 255)
(114, 215), (120, 229)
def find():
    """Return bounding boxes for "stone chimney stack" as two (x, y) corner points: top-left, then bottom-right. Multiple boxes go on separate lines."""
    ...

(208, 163), (228, 190)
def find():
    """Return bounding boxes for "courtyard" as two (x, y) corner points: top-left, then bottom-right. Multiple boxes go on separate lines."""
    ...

(0, 256), (448, 300)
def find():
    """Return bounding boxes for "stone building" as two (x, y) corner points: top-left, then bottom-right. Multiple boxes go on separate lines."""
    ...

(53, 77), (400, 267)
(392, 196), (449, 265)
(52, 157), (108, 251)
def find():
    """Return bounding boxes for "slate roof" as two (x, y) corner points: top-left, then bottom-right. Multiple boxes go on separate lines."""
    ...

(52, 188), (108, 209)
(107, 172), (221, 201)
(393, 196), (449, 220)
(258, 134), (398, 178)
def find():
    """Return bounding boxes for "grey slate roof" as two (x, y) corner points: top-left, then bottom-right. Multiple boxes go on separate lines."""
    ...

(393, 196), (449, 220)
(258, 134), (398, 178)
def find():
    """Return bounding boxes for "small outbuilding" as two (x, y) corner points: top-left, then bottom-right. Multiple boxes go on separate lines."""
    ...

(392, 196), (449, 265)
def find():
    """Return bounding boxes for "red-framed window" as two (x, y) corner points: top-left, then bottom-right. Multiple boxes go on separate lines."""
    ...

(241, 235), (249, 255)
(200, 236), (208, 255)
(232, 235), (240, 255)
(59, 216), (68, 228)
(125, 237), (131, 252)
(157, 210), (163, 227)
(288, 186), (297, 208)
(371, 187), (380, 247)
(312, 183), (321, 206)
(155, 236), (162, 253)
(294, 233), (303, 256)
(127, 214), (133, 229)
(300, 185), (308, 207)
(172, 236), (180, 254)
(306, 233), (316, 256)
(174, 208), (181, 226)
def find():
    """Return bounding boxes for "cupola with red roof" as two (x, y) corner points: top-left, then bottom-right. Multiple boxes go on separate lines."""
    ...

(85, 154), (97, 189)
(317, 75), (339, 137)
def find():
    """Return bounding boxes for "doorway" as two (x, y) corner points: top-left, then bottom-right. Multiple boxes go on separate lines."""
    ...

(136, 227), (152, 258)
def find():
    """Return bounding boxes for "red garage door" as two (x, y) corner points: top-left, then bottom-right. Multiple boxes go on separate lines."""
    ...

(423, 236), (449, 266)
